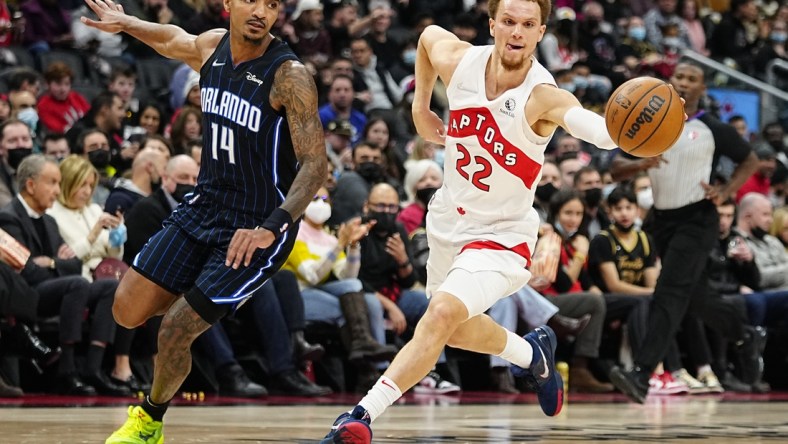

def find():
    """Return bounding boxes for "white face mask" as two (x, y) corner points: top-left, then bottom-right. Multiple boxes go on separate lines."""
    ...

(304, 199), (331, 225)
(637, 187), (654, 210)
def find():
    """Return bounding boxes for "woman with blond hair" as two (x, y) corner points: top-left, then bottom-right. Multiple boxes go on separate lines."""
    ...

(48, 155), (149, 393)
(770, 206), (788, 251)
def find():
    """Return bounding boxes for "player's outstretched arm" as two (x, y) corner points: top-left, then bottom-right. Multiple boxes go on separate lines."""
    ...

(530, 85), (618, 150)
(413, 25), (470, 145)
(271, 60), (328, 222)
(80, 0), (222, 71)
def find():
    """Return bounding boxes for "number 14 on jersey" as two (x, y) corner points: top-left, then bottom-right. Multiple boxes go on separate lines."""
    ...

(210, 123), (236, 165)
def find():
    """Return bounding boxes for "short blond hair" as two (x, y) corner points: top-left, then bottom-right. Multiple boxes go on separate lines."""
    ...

(488, 0), (551, 25)
(58, 155), (98, 208)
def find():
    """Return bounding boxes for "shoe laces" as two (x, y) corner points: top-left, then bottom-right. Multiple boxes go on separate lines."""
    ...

(117, 406), (160, 438)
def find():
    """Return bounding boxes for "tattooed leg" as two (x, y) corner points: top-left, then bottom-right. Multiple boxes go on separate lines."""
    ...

(150, 297), (212, 404)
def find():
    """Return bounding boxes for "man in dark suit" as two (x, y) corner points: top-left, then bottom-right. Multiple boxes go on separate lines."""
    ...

(0, 154), (126, 396)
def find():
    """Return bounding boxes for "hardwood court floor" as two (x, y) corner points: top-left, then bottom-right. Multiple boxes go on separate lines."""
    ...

(1, 392), (787, 443)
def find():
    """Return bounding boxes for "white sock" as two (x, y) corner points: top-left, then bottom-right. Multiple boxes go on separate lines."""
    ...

(497, 329), (533, 369)
(358, 375), (402, 422)
(697, 364), (712, 376)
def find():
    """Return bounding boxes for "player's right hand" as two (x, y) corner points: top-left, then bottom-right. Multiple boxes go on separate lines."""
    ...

(81, 0), (130, 34)
(412, 107), (446, 145)
(226, 228), (275, 269)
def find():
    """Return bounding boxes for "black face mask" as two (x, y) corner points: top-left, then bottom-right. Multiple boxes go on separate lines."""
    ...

(751, 226), (768, 240)
(535, 182), (558, 202)
(584, 188), (602, 208)
(88, 149), (111, 169)
(7, 148), (32, 170)
(416, 187), (437, 206)
(171, 183), (195, 203)
(614, 221), (634, 233)
(356, 162), (384, 184)
(369, 211), (397, 236)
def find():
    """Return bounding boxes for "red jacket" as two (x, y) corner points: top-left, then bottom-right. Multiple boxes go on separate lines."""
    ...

(38, 92), (90, 134)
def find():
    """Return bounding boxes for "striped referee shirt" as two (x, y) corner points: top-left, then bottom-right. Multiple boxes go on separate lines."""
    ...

(626, 112), (751, 210)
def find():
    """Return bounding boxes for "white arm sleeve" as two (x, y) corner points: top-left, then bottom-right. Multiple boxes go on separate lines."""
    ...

(563, 107), (618, 150)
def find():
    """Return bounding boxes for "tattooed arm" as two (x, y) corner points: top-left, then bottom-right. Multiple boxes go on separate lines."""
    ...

(270, 60), (328, 219)
(226, 60), (327, 269)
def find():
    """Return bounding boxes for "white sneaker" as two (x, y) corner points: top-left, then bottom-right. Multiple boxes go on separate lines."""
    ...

(696, 370), (725, 393)
(413, 371), (461, 395)
(672, 369), (707, 394)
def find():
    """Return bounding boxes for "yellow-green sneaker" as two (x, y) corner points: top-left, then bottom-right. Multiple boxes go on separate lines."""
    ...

(106, 406), (164, 444)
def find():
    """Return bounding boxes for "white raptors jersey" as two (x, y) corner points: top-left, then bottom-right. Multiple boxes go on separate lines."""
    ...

(428, 46), (556, 249)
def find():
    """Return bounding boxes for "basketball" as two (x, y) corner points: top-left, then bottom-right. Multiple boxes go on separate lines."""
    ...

(604, 76), (685, 157)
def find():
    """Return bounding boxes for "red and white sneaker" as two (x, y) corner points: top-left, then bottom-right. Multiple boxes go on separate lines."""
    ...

(648, 372), (689, 395)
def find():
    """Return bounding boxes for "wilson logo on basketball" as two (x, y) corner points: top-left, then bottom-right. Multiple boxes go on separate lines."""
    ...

(624, 95), (666, 140)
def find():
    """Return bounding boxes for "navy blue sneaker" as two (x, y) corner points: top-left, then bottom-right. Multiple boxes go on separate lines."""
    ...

(511, 326), (564, 416)
(320, 405), (372, 444)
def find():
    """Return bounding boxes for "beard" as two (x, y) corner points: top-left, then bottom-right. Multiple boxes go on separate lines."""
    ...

(498, 48), (529, 71)
(243, 35), (265, 45)
(501, 56), (527, 71)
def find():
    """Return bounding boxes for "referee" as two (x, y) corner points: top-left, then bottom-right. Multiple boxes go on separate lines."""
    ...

(607, 61), (759, 403)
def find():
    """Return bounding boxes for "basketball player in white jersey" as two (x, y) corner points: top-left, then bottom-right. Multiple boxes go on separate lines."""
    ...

(322, 0), (620, 441)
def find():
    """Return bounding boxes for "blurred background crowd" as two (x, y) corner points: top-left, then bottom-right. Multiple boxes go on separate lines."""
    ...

(0, 0), (786, 400)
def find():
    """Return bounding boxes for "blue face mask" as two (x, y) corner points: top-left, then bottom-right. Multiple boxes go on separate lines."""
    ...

(559, 82), (576, 93)
(402, 49), (417, 65)
(433, 148), (445, 167)
(771, 32), (787, 43)
(554, 222), (577, 239)
(573, 76), (589, 89)
(628, 26), (646, 41)
(109, 223), (127, 248)
(17, 108), (38, 131)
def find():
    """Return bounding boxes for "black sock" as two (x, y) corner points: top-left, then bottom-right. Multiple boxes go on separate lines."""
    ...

(58, 344), (75, 375)
(85, 344), (104, 375)
(142, 396), (170, 422)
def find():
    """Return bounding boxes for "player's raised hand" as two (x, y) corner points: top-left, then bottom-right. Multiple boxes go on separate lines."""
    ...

(412, 107), (446, 145)
(226, 228), (275, 269)
(81, 0), (130, 34)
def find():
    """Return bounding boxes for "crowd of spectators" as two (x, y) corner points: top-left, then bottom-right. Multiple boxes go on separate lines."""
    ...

(0, 0), (787, 398)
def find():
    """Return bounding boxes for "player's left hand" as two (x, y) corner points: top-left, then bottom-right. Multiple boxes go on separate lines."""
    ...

(385, 233), (408, 266)
(226, 228), (275, 269)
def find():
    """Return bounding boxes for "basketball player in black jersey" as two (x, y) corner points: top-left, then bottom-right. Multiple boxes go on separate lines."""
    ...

(82, 0), (328, 442)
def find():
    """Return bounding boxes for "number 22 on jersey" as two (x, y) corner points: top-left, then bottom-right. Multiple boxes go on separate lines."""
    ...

(210, 123), (236, 165)
(455, 143), (492, 192)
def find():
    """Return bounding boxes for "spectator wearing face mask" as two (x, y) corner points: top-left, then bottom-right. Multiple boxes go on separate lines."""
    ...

(8, 90), (39, 144)
(755, 19), (788, 77)
(397, 159), (443, 235)
(0, 119), (34, 207)
(284, 185), (397, 390)
(104, 148), (167, 215)
(329, 141), (405, 227)
(573, 166), (609, 239)
(737, 193), (788, 291)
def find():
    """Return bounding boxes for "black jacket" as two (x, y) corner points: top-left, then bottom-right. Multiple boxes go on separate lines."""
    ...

(0, 198), (82, 286)
(123, 188), (174, 264)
